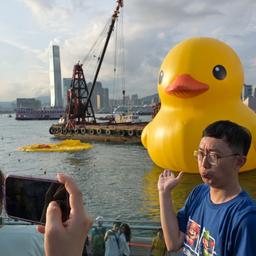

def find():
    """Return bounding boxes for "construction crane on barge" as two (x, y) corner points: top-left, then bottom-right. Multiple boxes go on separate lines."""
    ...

(49, 0), (148, 144)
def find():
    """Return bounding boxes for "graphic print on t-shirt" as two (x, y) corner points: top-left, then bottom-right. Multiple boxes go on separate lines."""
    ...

(183, 218), (216, 256)
(198, 228), (216, 256)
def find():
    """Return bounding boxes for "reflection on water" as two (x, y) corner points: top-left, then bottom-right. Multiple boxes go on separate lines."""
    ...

(143, 166), (161, 220)
(73, 142), (155, 221)
(1, 115), (256, 223)
(142, 166), (202, 220)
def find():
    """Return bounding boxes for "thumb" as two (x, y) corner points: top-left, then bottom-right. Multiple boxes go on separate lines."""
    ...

(176, 171), (183, 180)
(45, 201), (63, 231)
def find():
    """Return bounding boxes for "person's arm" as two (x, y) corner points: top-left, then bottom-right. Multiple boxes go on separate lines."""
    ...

(104, 230), (111, 241)
(37, 174), (93, 256)
(158, 170), (185, 252)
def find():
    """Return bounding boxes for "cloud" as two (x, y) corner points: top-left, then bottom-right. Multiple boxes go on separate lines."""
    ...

(2, 0), (256, 101)
(58, 0), (256, 97)
(23, 0), (72, 32)
(0, 38), (41, 56)
(122, 0), (256, 93)
(0, 77), (49, 101)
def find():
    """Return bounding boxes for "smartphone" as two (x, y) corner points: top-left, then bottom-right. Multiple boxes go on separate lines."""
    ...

(4, 175), (70, 225)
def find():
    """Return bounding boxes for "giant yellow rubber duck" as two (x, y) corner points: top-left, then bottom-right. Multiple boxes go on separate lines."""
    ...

(141, 37), (256, 173)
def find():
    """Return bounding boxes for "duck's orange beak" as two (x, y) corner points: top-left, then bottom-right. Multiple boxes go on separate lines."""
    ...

(165, 74), (209, 98)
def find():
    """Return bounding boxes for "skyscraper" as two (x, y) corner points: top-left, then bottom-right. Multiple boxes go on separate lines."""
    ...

(87, 81), (110, 112)
(62, 78), (72, 108)
(49, 44), (63, 108)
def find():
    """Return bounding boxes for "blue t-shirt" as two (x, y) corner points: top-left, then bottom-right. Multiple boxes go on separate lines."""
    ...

(177, 184), (256, 256)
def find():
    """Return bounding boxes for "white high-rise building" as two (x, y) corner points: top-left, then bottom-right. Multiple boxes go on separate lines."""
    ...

(49, 44), (63, 108)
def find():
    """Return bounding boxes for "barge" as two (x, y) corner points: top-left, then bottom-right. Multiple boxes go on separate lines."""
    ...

(49, 121), (147, 143)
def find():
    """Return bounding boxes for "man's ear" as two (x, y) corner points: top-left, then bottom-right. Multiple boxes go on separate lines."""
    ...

(236, 155), (246, 168)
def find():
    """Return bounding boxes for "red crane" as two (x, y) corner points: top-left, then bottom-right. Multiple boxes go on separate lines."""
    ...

(65, 0), (123, 128)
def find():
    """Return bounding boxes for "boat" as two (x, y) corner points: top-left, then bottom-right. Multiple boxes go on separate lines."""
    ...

(16, 108), (64, 120)
(97, 113), (141, 123)
(114, 113), (141, 123)
(49, 0), (149, 144)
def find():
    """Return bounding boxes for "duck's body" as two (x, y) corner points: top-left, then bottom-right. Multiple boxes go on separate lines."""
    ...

(142, 37), (256, 173)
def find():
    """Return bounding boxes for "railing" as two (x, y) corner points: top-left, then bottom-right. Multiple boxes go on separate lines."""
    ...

(1, 216), (182, 256)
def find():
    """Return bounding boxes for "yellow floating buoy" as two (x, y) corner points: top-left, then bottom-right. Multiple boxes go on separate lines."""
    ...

(18, 139), (93, 152)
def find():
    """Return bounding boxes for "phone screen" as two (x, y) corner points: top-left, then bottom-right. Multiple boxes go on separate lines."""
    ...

(4, 175), (70, 225)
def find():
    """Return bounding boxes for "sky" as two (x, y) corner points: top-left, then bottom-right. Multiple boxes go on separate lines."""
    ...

(1, 0), (256, 101)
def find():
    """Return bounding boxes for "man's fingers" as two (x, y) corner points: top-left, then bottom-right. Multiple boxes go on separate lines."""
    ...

(57, 173), (84, 214)
(37, 200), (64, 234)
(163, 169), (172, 177)
(45, 201), (63, 231)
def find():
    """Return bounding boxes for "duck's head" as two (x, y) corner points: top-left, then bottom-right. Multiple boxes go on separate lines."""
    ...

(158, 37), (244, 107)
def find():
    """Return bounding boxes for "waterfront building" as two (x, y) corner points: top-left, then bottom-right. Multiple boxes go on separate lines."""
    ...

(87, 82), (110, 113)
(63, 78), (72, 108)
(242, 84), (256, 100)
(102, 88), (110, 113)
(16, 98), (41, 109)
(244, 95), (256, 112)
(49, 44), (63, 108)
(131, 94), (139, 106)
(62, 79), (110, 113)
(0, 101), (16, 112)
(140, 93), (159, 105)
(109, 93), (159, 113)
(123, 95), (130, 106)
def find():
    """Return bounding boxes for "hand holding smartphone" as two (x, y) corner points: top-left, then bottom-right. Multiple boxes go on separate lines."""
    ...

(37, 174), (93, 256)
(4, 175), (70, 225)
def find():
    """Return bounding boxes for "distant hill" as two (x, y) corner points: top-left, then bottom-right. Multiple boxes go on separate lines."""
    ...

(140, 93), (159, 104)
(0, 101), (16, 111)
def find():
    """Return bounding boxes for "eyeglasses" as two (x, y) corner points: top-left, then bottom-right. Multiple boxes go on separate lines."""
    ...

(193, 150), (240, 166)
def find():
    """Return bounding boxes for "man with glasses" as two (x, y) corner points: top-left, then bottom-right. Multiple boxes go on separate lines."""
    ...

(158, 120), (256, 256)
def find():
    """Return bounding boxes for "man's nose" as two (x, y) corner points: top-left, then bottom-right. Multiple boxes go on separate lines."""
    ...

(201, 154), (211, 168)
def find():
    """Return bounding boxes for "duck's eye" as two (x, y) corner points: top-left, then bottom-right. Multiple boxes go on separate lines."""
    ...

(159, 70), (164, 84)
(212, 65), (227, 80)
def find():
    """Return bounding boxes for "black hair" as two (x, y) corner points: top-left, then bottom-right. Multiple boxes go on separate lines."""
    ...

(113, 221), (121, 227)
(120, 223), (131, 242)
(202, 120), (252, 156)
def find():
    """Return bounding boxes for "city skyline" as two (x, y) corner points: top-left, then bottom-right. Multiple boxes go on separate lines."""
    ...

(1, 83), (256, 112)
(1, 1), (256, 102)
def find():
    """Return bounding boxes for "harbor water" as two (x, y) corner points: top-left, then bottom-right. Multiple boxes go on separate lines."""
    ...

(1, 114), (256, 223)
